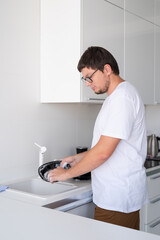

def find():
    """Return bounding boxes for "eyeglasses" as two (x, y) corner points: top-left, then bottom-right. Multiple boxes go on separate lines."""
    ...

(81, 69), (98, 83)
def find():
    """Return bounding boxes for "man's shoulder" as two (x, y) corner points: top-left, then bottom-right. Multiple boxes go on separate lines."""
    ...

(113, 81), (142, 102)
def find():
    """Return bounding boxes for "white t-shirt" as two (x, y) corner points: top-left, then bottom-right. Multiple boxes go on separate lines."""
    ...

(91, 81), (148, 213)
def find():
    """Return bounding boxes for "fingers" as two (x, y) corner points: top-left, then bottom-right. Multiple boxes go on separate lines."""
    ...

(60, 156), (74, 167)
(47, 170), (55, 183)
(48, 168), (59, 183)
(60, 161), (69, 168)
(48, 167), (68, 183)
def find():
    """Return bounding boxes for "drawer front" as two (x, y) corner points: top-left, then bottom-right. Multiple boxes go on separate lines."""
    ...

(147, 173), (160, 199)
(144, 196), (160, 224)
(66, 202), (95, 219)
(145, 218), (160, 235)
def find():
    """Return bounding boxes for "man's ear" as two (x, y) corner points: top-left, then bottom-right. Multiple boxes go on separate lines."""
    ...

(104, 64), (112, 76)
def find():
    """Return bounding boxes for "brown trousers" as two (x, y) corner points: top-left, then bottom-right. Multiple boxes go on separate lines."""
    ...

(94, 206), (140, 230)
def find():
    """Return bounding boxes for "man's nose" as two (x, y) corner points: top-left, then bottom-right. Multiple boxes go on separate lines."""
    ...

(85, 81), (91, 87)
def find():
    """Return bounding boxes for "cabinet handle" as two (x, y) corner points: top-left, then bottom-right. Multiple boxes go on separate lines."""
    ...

(150, 219), (160, 228)
(150, 197), (160, 204)
(150, 174), (160, 180)
(88, 98), (105, 101)
(55, 196), (93, 212)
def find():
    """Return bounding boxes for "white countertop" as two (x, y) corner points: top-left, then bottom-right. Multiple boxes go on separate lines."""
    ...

(0, 168), (160, 240)
(0, 196), (160, 240)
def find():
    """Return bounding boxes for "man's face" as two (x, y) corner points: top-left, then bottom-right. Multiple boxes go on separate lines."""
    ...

(81, 67), (110, 94)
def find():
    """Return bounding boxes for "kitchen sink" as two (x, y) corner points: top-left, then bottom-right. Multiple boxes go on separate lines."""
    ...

(7, 177), (77, 196)
(2, 177), (78, 205)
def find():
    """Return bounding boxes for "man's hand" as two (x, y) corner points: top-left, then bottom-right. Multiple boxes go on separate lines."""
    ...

(48, 167), (69, 183)
(48, 152), (88, 183)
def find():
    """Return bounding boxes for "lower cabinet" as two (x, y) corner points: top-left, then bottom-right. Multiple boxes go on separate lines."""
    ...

(144, 218), (160, 235)
(66, 202), (95, 219)
(43, 190), (95, 219)
(140, 167), (160, 235)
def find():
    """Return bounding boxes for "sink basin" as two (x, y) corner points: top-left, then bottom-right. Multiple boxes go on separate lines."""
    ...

(2, 177), (91, 206)
(7, 178), (77, 197)
(4, 177), (78, 206)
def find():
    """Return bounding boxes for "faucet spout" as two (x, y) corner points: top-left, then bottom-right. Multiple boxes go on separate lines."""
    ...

(34, 143), (47, 167)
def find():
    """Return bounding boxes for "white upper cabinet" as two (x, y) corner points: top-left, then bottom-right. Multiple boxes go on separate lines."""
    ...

(40, 0), (81, 103)
(154, 25), (160, 103)
(106, 0), (124, 8)
(125, 0), (154, 23)
(41, 0), (160, 105)
(125, 12), (154, 104)
(40, 0), (124, 103)
(125, 0), (160, 26)
(154, 0), (160, 26)
(81, 0), (124, 102)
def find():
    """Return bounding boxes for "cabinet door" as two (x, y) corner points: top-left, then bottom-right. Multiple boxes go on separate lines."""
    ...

(147, 171), (160, 199)
(125, 0), (154, 23)
(66, 202), (95, 218)
(145, 196), (160, 224)
(125, 12), (154, 104)
(41, 0), (81, 102)
(154, 0), (160, 26)
(154, 26), (160, 103)
(106, 0), (124, 8)
(145, 218), (160, 235)
(81, 0), (124, 102)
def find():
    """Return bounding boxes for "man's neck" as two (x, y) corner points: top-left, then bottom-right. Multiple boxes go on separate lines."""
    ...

(107, 75), (124, 96)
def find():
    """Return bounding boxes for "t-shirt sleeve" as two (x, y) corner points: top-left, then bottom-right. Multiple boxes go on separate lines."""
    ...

(101, 95), (136, 140)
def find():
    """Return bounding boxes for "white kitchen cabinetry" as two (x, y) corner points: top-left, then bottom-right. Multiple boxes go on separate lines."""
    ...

(107, 0), (124, 8)
(43, 190), (95, 219)
(141, 167), (160, 235)
(125, 12), (154, 104)
(125, 0), (154, 23)
(66, 202), (95, 218)
(40, 0), (81, 103)
(154, 26), (160, 103)
(40, 0), (124, 103)
(81, 0), (124, 102)
(154, 1), (160, 101)
(154, 0), (160, 26)
(41, 0), (160, 104)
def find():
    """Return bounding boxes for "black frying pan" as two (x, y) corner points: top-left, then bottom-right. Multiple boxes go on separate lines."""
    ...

(38, 160), (70, 182)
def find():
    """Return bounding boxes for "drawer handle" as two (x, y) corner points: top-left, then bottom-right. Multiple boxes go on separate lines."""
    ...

(55, 196), (93, 212)
(150, 197), (160, 204)
(150, 219), (160, 228)
(88, 98), (105, 101)
(150, 174), (160, 180)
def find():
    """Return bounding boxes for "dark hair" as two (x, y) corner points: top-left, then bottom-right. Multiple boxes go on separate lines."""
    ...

(77, 46), (119, 75)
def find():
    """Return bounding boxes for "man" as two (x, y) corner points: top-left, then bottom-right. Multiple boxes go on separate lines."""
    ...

(48, 46), (148, 230)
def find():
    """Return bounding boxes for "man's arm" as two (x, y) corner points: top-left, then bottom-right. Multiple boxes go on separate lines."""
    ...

(48, 135), (120, 182)
(60, 151), (88, 168)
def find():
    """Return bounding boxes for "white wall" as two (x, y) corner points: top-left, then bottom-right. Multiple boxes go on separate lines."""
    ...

(0, 0), (101, 183)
